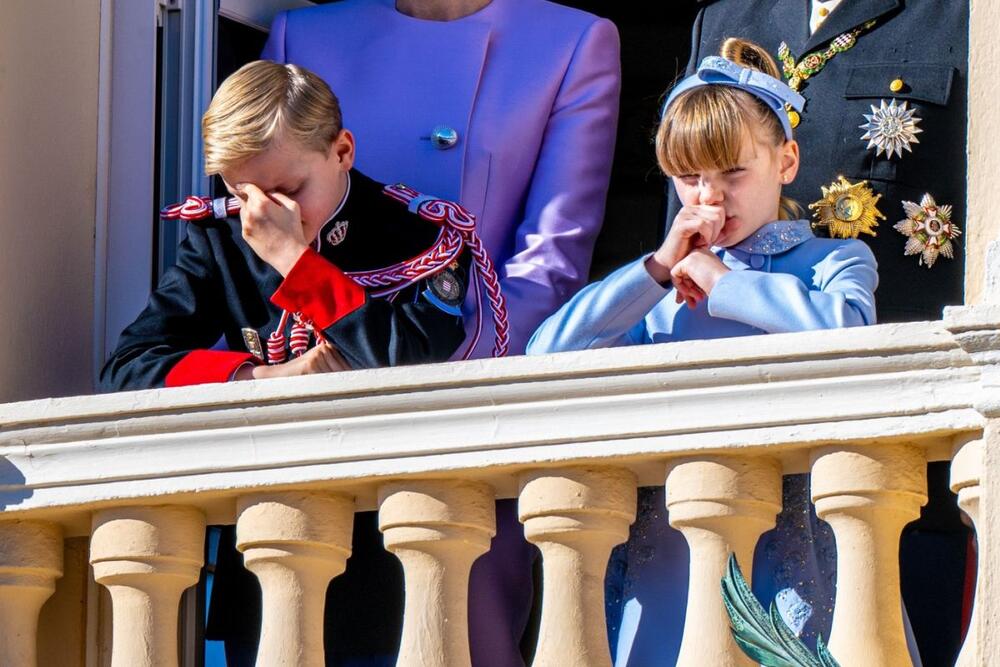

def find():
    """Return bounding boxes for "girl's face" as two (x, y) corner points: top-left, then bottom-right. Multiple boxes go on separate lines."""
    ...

(671, 132), (799, 247)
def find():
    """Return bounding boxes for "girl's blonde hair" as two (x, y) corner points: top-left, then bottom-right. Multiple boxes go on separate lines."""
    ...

(656, 38), (801, 219)
(202, 60), (343, 175)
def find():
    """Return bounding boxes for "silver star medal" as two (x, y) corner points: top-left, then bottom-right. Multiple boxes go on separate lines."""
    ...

(859, 98), (923, 159)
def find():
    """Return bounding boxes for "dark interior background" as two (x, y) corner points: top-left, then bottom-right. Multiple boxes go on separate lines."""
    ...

(559, 1), (700, 277)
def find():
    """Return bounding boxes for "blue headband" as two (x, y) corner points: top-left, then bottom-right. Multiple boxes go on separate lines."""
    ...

(663, 56), (806, 140)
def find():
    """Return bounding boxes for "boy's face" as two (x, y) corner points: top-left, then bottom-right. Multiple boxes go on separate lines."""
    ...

(221, 130), (355, 241)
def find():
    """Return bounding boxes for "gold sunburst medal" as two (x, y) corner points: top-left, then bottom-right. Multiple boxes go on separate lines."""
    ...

(809, 176), (885, 239)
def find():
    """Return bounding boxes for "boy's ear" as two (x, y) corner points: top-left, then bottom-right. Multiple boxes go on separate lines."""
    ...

(331, 129), (355, 171)
(779, 139), (800, 184)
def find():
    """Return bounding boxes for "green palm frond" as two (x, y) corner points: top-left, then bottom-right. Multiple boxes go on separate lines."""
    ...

(720, 553), (840, 667)
(816, 636), (839, 667)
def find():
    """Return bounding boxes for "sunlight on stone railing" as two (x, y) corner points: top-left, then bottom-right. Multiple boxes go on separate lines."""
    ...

(0, 305), (996, 666)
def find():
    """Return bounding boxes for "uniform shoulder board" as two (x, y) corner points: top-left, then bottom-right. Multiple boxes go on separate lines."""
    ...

(382, 183), (476, 231)
(161, 195), (240, 222)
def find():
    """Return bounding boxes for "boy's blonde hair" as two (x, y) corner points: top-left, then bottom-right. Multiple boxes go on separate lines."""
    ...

(202, 60), (343, 175)
(656, 38), (801, 219)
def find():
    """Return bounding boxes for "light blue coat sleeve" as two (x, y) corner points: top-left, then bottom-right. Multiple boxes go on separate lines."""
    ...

(526, 256), (669, 354)
(708, 241), (878, 332)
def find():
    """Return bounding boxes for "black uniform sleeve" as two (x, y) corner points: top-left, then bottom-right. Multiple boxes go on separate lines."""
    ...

(98, 224), (247, 391)
(271, 246), (471, 369)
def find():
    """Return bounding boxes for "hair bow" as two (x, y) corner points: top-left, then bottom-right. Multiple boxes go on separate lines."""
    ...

(663, 56), (806, 140)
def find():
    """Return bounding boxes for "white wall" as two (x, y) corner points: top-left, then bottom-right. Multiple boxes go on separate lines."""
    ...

(0, 0), (102, 401)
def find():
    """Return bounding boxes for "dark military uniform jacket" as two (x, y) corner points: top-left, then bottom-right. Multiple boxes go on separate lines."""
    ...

(672, 0), (968, 322)
(100, 169), (470, 391)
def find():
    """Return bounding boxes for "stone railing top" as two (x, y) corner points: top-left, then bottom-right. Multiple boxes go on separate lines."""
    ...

(0, 319), (993, 531)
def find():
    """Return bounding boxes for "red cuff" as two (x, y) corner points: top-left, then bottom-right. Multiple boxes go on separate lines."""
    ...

(165, 350), (259, 387)
(271, 247), (367, 329)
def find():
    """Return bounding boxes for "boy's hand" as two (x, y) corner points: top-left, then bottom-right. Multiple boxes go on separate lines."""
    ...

(670, 248), (729, 309)
(645, 205), (725, 284)
(236, 340), (352, 380)
(237, 183), (310, 276)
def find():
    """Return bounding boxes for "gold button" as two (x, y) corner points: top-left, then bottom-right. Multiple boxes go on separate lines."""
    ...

(788, 109), (801, 129)
(890, 78), (905, 93)
(819, 7), (830, 17)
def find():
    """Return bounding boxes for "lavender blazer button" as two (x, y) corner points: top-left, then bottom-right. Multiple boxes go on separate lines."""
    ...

(430, 125), (459, 149)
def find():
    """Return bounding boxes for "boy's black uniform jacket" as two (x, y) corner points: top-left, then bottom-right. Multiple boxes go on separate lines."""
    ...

(672, 0), (968, 322)
(100, 169), (470, 391)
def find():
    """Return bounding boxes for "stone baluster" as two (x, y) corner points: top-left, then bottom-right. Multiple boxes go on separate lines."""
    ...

(0, 520), (63, 667)
(236, 491), (354, 667)
(519, 466), (636, 667)
(811, 444), (927, 667)
(90, 506), (204, 667)
(667, 456), (782, 667)
(951, 436), (983, 667)
(379, 480), (496, 667)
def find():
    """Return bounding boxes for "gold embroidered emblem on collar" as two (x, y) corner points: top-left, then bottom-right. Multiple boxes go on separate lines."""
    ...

(809, 176), (885, 239)
(325, 219), (349, 247)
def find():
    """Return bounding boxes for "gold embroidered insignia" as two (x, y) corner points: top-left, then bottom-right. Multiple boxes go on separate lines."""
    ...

(809, 176), (885, 239)
(894, 194), (961, 268)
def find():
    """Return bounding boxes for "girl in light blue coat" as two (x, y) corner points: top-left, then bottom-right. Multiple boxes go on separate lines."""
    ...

(528, 39), (879, 665)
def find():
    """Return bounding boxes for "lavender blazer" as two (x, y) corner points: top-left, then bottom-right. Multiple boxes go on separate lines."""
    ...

(263, 0), (621, 358)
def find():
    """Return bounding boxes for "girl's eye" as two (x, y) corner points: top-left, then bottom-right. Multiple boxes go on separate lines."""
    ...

(725, 167), (745, 175)
(679, 175), (699, 185)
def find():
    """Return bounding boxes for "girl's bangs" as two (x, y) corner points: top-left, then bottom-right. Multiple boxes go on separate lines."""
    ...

(657, 87), (755, 176)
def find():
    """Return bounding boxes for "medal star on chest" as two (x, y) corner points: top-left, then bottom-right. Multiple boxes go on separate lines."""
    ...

(809, 176), (885, 239)
(859, 99), (923, 159)
(894, 194), (961, 268)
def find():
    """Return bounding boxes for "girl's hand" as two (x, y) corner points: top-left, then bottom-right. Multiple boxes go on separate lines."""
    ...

(670, 248), (729, 308)
(645, 205), (726, 283)
(236, 339), (352, 380)
(236, 183), (310, 276)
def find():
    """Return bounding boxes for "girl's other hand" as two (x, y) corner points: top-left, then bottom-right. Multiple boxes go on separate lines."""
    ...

(646, 205), (725, 283)
(670, 248), (729, 307)
(673, 275), (706, 309)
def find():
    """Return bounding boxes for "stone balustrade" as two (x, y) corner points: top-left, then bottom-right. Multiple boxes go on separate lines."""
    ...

(0, 310), (997, 666)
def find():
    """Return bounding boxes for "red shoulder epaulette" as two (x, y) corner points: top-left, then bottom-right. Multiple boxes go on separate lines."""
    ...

(160, 195), (240, 221)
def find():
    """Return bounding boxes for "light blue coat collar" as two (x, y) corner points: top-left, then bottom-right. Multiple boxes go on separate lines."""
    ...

(728, 220), (813, 256)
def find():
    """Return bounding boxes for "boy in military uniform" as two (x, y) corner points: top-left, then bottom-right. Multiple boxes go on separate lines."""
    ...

(101, 60), (478, 391)
(100, 60), (499, 665)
